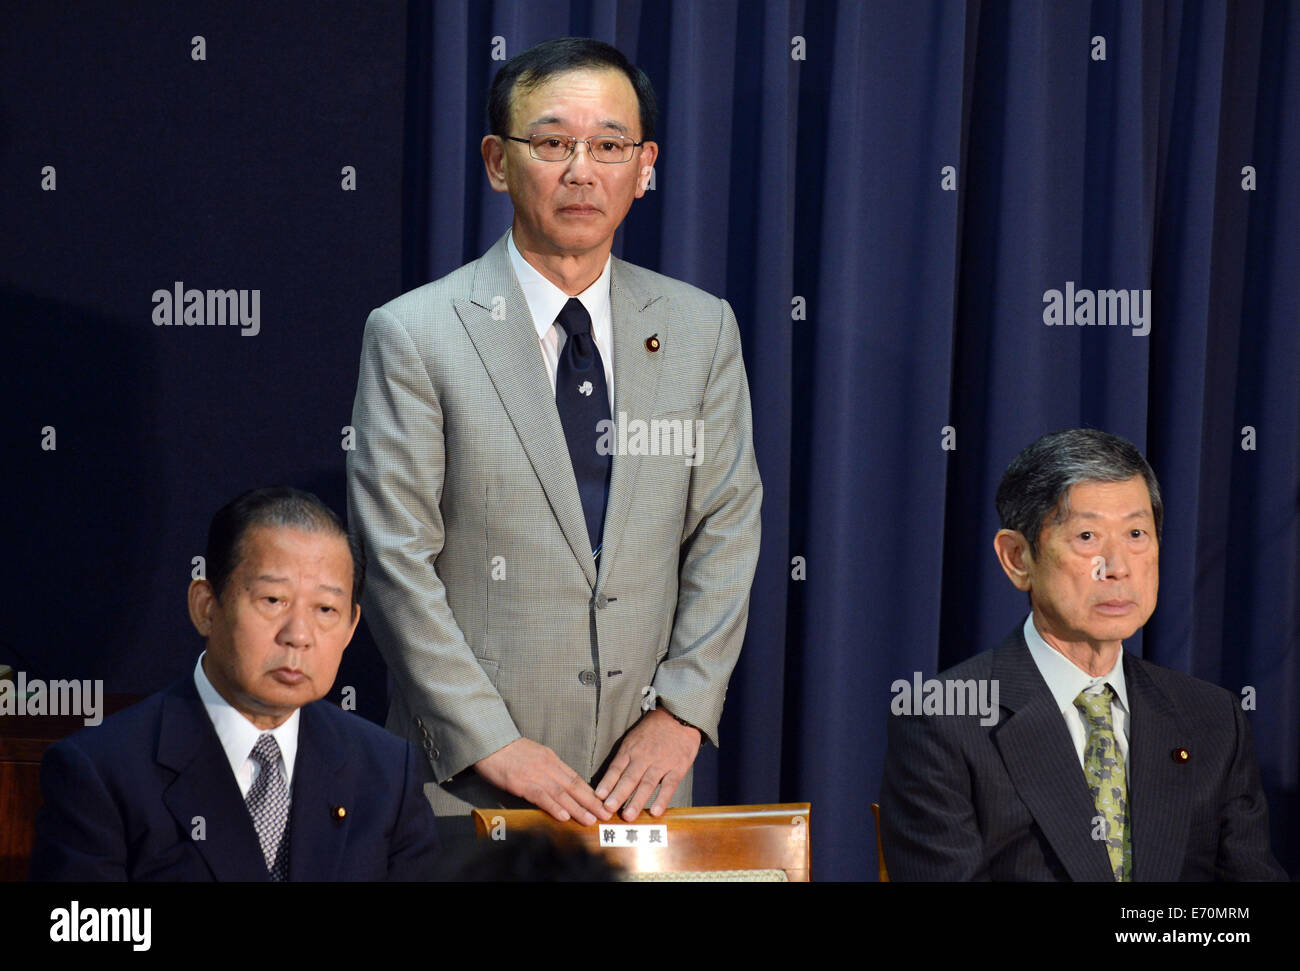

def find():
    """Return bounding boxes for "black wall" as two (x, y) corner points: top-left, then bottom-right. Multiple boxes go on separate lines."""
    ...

(3, 1), (408, 721)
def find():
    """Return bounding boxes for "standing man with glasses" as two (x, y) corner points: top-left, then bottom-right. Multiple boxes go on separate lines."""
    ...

(347, 38), (762, 831)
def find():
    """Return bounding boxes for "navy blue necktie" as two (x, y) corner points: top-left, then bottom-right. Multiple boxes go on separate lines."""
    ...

(554, 297), (611, 559)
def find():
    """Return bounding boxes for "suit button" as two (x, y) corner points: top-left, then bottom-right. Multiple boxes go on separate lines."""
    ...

(579, 670), (598, 686)
(595, 595), (608, 609)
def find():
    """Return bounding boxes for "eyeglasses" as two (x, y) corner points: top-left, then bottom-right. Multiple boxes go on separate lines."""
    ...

(504, 132), (644, 164)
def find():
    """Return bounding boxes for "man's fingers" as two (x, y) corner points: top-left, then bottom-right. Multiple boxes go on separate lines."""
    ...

(602, 759), (647, 814)
(534, 756), (605, 823)
(561, 775), (609, 823)
(621, 769), (664, 821)
(475, 739), (611, 823)
(532, 790), (573, 823)
(648, 769), (683, 817)
(554, 789), (598, 826)
(594, 752), (630, 801)
(476, 724), (698, 824)
(524, 773), (601, 825)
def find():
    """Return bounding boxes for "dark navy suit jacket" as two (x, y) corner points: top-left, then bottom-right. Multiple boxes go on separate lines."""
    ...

(879, 627), (1287, 881)
(30, 677), (439, 881)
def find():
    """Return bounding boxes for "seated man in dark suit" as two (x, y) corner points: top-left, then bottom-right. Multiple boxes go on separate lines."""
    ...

(31, 487), (439, 881)
(880, 429), (1286, 881)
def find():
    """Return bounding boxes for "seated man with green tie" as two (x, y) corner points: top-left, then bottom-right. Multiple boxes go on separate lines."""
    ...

(31, 487), (439, 881)
(879, 429), (1286, 881)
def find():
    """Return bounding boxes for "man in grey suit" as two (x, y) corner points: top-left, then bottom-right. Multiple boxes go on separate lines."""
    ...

(880, 429), (1286, 880)
(347, 38), (761, 827)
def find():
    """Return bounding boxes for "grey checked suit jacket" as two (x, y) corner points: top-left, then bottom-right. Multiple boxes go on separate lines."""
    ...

(879, 627), (1287, 880)
(347, 231), (762, 816)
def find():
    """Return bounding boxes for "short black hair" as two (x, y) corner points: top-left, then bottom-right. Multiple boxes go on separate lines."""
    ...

(205, 487), (365, 611)
(487, 37), (657, 142)
(995, 429), (1164, 557)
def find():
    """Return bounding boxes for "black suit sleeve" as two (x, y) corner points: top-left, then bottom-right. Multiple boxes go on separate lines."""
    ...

(1215, 702), (1288, 881)
(879, 711), (990, 881)
(30, 739), (128, 882)
(384, 741), (440, 881)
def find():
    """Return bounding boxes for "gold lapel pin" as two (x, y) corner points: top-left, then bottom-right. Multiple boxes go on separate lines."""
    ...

(331, 805), (347, 820)
(645, 334), (660, 352)
(1171, 748), (1190, 763)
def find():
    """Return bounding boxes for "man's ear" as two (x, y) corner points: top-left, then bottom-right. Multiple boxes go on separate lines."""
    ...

(993, 529), (1034, 592)
(481, 134), (509, 193)
(343, 602), (362, 649)
(188, 578), (218, 637)
(634, 141), (658, 196)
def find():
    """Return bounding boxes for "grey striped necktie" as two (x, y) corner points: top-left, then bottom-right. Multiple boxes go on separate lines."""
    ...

(246, 733), (290, 881)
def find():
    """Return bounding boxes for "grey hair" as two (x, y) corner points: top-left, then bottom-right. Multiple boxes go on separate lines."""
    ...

(995, 429), (1163, 557)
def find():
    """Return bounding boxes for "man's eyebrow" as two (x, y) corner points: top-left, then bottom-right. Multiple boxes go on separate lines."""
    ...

(524, 116), (630, 135)
(1069, 509), (1154, 521)
(249, 575), (347, 596)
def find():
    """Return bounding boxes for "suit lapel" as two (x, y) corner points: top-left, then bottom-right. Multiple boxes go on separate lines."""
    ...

(157, 680), (270, 882)
(990, 631), (1116, 881)
(456, 232), (597, 588)
(1123, 654), (1193, 880)
(286, 703), (350, 881)
(597, 259), (665, 585)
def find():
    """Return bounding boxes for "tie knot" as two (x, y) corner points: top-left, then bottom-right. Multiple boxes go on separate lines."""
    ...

(555, 298), (592, 338)
(250, 733), (282, 769)
(1073, 684), (1116, 723)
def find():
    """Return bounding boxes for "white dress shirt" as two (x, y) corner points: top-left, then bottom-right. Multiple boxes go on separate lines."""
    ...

(1021, 613), (1131, 774)
(507, 228), (615, 410)
(193, 653), (300, 798)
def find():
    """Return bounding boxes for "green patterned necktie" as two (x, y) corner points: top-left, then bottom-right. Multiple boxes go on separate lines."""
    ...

(1074, 685), (1132, 881)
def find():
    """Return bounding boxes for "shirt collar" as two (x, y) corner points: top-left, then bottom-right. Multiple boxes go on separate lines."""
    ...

(193, 653), (300, 784)
(507, 227), (612, 341)
(1021, 613), (1130, 717)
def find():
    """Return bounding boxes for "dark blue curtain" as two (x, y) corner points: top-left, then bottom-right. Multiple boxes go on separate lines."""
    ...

(404, 0), (1300, 880)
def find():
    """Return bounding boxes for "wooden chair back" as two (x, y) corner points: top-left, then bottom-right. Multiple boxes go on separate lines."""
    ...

(871, 802), (889, 881)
